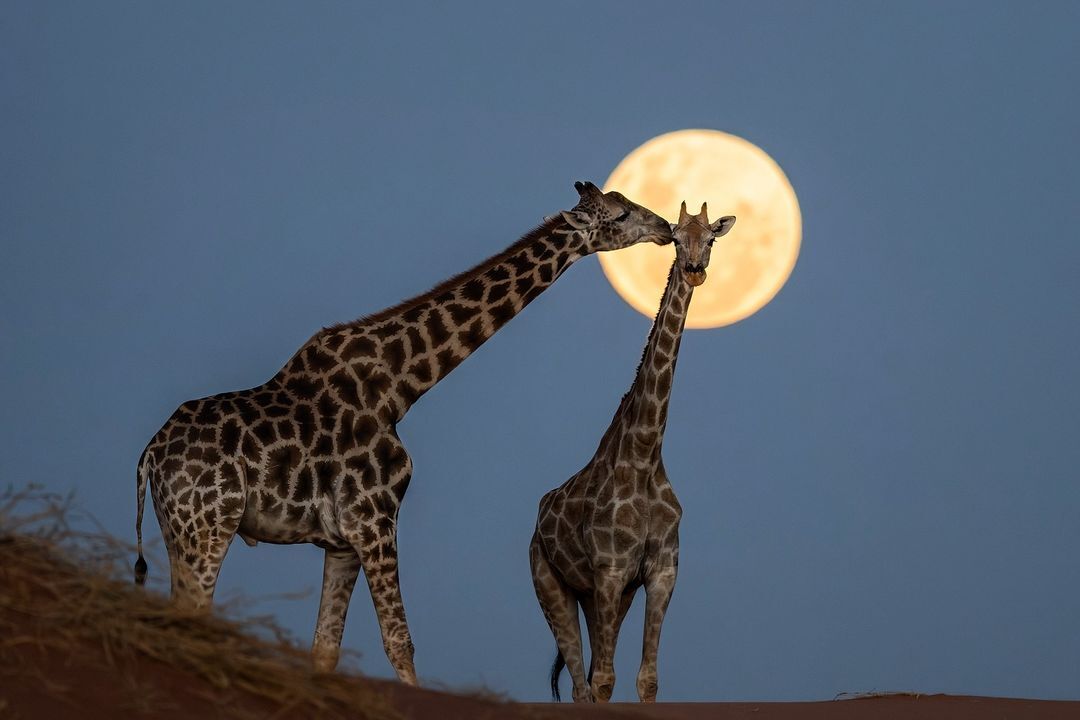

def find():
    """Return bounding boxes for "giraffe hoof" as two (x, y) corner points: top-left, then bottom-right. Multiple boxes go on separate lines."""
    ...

(637, 678), (658, 702)
(311, 646), (340, 674)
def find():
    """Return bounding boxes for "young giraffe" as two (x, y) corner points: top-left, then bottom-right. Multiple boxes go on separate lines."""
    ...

(531, 202), (735, 703)
(133, 181), (673, 684)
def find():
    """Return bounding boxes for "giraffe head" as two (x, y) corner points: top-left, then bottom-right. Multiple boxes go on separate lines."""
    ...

(561, 181), (673, 252)
(671, 201), (736, 287)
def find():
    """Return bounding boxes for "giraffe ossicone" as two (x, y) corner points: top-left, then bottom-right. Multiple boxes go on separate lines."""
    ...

(530, 202), (735, 703)
(133, 180), (673, 684)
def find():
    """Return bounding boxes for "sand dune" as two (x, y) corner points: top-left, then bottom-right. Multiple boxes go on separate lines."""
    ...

(1, 490), (1076, 719)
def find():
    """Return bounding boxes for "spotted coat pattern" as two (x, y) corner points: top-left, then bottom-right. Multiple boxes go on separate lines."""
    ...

(133, 181), (673, 683)
(531, 204), (735, 703)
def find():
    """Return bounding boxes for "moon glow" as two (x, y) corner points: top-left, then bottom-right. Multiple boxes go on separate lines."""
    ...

(600, 129), (801, 329)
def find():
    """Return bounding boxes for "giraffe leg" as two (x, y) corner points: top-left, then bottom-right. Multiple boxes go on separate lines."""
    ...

(581, 590), (635, 687)
(166, 470), (244, 612)
(581, 595), (599, 685)
(588, 570), (631, 702)
(530, 538), (592, 702)
(637, 565), (677, 702)
(358, 532), (417, 685)
(149, 474), (182, 599)
(169, 517), (240, 611)
(165, 540), (180, 599)
(311, 549), (362, 673)
(152, 504), (181, 599)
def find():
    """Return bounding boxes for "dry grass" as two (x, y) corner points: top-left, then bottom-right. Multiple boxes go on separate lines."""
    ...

(0, 485), (398, 720)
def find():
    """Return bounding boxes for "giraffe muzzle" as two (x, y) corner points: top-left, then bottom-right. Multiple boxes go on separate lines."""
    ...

(684, 265), (707, 286)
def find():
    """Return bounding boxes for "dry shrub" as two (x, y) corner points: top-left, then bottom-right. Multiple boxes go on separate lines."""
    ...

(0, 485), (398, 720)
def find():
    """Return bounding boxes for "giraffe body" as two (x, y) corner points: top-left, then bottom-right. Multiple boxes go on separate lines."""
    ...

(134, 182), (673, 683)
(531, 203), (735, 703)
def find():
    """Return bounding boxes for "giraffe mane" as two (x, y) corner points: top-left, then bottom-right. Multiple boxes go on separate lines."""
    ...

(617, 260), (679, 408)
(323, 215), (566, 332)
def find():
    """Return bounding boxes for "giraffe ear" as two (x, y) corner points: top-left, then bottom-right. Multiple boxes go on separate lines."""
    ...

(560, 209), (593, 230)
(710, 216), (736, 237)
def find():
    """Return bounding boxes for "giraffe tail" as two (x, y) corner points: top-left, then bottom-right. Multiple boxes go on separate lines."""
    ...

(133, 448), (149, 586)
(549, 649), (565, 701)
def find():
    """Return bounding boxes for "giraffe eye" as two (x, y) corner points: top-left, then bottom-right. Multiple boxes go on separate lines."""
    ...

(613, 210), (630, 222)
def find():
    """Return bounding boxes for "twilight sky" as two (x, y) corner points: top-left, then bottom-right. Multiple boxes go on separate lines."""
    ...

(3, 1), (1079, 702)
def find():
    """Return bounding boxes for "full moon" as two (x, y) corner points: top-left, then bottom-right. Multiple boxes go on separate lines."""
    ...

(599, 129), (801, 328)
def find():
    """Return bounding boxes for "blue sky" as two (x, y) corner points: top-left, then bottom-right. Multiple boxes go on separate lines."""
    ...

(3, 1), (1079, 702)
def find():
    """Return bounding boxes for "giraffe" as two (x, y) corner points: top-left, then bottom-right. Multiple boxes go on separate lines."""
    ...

(132, 181), (673, 684)
(530, 202), (735, 703)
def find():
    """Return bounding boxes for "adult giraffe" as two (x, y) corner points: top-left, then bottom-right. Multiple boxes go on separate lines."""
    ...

(133, 181), (673, 684)
(531, 202), (735, 703)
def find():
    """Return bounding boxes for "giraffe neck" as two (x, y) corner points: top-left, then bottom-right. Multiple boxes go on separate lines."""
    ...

(325, 218), (587, 421)
(614, 261), (694, 454)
